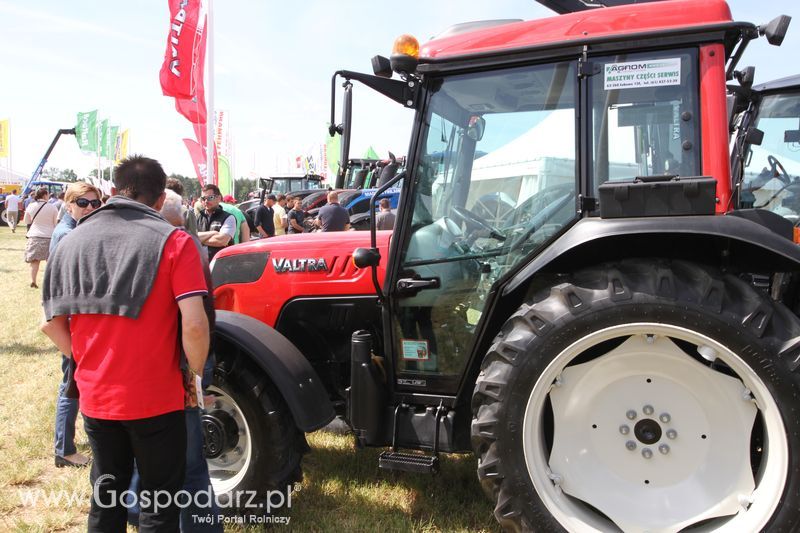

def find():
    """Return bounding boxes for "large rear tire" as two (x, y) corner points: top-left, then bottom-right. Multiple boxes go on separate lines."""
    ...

(206, 348), (307, 514)
(471, 259), (800, 532)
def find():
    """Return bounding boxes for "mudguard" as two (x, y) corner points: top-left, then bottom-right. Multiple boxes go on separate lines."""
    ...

(214, 310), (335, 432)
(505, 214), (800, 295)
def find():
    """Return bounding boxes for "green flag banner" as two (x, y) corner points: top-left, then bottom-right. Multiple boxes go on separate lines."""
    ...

(98, 119), (109, 158)
(108, 126), (119, 161)
(218, 155), (232, 196)
(363, 146), (379, 160)
(326, 133), (340, 175)
(76, 110), (98, 152)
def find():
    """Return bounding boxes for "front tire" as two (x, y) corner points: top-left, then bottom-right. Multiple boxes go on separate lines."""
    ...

(471, 259), (800, 532)
(206, 348), (307, 512)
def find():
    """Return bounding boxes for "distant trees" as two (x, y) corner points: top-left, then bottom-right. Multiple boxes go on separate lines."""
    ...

(41, 167), (79, 182)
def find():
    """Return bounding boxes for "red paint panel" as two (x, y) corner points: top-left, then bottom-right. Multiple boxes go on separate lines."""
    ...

(699, 43), (730, 213)
(421, 0), (732, 60)
(213, 231), (392, 327)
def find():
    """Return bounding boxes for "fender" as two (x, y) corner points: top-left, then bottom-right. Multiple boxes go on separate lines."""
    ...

(214, 310), (335, 432)
(504, 214), (800, 295)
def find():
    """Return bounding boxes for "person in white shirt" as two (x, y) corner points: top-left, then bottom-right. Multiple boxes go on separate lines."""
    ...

(23, 187), (59, 288)
(273, 194), (288, 236)
(4, 189), (21, 232)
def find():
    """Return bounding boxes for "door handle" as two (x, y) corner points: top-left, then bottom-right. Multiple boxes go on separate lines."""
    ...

(396, 277), (440, 295)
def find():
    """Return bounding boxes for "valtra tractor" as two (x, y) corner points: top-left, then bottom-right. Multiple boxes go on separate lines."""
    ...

(205, 1), (800, 530)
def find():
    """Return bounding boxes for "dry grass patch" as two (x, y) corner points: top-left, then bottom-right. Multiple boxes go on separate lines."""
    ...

(0, 226), (498, 532)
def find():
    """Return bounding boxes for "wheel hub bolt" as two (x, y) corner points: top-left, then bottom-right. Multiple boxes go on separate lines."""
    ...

(659, 444), (670, 455)
(642, 448), (653, 459)
(626, 440), (637, 451)
(659, 413), (671, 423)
(666, 429), (678, 440)
(643, 405), (654, 415)
(626, 410), (637, 420)
(619, 425), (630, 435)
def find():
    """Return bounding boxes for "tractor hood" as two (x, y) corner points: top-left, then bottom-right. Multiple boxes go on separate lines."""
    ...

(211, 231), (392, 327)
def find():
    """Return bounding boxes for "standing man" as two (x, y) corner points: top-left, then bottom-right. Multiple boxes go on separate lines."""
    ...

(40, 155), (210, 532)
(316, 190), (350, 232)
(375, 198), (396, 230)
(165, 177), (198, 238)
(196, 184), (235, 260)
(286, 197), (305, 234)
(221, 194), (251, 244)
(4, 189), (20, 233)
(273, 194), (288, 236)
(254, 193), (276, 238)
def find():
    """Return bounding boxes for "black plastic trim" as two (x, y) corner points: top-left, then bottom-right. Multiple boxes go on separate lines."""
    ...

(214, 310), (335, 432)
(505, 215), (800, 295)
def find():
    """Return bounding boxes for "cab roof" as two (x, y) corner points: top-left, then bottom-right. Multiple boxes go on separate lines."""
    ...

(420, 0), (733, 60)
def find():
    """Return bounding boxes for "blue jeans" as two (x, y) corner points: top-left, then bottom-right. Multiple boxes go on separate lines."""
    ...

(54, 354), (79, 457)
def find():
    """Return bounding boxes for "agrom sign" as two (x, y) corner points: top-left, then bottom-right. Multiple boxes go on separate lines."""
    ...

(272, 257), (329, 273)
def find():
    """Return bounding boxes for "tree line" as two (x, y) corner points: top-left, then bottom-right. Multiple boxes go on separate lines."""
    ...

(41, 167), (259, 203)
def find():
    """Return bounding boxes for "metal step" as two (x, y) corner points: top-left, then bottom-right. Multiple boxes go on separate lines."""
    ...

(378, 450), (439, 474)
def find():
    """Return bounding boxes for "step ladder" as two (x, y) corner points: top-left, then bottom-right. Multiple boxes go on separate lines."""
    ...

(378, 403), (446, 474)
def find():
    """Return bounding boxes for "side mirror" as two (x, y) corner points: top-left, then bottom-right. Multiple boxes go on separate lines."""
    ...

(371, 55), (393, 79)
(466, 116), (486, 142)
(353, 247), (381, 269)
(785, 130), (800, 143)
(759, 15), (792, 46)
(745, 128), (764, 146)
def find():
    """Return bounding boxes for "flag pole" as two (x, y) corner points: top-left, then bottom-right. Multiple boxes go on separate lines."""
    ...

(96, 129), (101, 189)
(206, 0), (215, 186)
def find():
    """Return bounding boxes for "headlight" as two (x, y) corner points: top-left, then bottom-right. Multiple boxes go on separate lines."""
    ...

(211, 252), (269, 289)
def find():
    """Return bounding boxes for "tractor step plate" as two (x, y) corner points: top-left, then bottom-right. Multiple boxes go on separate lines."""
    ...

(379, 451), (439, 474)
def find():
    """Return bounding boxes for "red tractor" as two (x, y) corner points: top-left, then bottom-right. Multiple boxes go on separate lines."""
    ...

(205, 1), (800, 530)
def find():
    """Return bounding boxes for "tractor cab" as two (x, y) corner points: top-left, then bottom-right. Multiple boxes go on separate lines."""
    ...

(732, 74), (800, 228)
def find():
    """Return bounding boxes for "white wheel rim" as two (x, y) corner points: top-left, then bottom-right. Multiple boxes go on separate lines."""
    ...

(522, 323), (788, 533)
(205, 384), (253, 496)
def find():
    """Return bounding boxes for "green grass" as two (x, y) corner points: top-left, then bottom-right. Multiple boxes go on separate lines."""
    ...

(0, 226), (498, 532)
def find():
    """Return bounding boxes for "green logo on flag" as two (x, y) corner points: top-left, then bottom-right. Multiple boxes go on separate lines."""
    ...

(76, 110), (98, 152)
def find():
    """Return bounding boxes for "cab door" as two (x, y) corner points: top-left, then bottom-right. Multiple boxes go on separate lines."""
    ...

(385, 60), (580, 394)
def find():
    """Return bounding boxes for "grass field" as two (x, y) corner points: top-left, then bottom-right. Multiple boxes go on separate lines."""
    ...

(0, 226), (498, 532)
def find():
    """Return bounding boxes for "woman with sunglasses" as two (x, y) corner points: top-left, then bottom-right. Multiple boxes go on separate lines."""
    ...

(48, 180), (102, 469)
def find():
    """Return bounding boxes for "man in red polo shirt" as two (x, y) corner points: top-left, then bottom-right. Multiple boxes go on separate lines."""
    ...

(41, 156), (210, 532)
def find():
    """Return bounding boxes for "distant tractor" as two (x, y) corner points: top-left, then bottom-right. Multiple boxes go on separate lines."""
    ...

(205, 1), (800, 530)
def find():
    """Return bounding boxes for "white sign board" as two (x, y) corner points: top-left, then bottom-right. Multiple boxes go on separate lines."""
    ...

(604, 58), (681, 90)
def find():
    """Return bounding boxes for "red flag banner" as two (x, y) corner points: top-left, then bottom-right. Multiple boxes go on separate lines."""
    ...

(160, 0), (203, 100)
(183, 138), (207, 186)
(183, 137), (218, 186)
(174, 14), (207, 123)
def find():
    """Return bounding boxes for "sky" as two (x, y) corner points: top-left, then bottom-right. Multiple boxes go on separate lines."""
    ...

(0, 0), (797, 184)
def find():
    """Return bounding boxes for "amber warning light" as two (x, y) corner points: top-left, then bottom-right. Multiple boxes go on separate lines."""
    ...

(390, 34), (420, 75)
(392, 34), (419, 59)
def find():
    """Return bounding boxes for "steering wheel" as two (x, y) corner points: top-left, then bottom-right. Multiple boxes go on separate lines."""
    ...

(450, 205), (505, 241)
(768, 155), (791, 184)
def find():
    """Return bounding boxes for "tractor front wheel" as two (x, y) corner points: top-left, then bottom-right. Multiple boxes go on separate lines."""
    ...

(206, 347), (307, 514)
(472, 259), (800, 531)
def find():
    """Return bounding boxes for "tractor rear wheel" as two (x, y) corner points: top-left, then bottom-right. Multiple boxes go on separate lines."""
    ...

(471, 259), (800, 532)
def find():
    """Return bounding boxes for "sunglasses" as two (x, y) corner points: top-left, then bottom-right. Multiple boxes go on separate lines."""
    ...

(74, 198), (102, 208)
(201, 195), (218, 201)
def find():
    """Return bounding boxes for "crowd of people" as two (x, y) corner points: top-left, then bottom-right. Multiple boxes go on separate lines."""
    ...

(4, 156), (397, 532)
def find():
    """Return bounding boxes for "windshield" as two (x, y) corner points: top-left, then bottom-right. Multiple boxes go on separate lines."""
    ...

(742, 91), (800, 221)
(393, 61), (578, 384)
